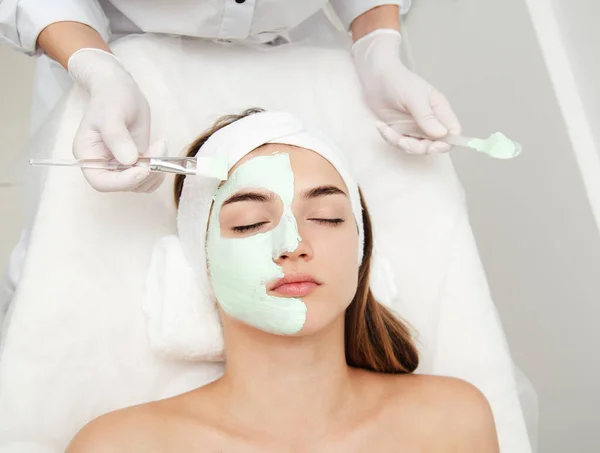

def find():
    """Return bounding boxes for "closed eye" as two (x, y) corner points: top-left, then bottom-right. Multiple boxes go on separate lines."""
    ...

(232, 221), (269, 233)
(309, 218), (345, 226)
(232, 218), (343, 233)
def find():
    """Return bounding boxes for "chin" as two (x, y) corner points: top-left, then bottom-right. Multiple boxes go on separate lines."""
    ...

(292, 296), (349, 336)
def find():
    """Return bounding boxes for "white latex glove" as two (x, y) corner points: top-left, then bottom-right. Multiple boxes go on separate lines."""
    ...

(68, 48), (165, 192)
(352, 29), (462, 155)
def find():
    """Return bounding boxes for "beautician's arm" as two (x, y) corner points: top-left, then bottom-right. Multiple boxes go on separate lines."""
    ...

(0, 0), (109, 55)
(37, 21), (111, 70)
(350, 5), (400, 42)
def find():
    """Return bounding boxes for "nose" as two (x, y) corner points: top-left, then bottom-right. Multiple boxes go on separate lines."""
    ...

(276, 236), (313, 263)
(272, 213), (313, 263)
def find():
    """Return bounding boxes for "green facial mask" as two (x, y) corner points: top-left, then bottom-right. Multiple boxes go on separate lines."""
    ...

(206, 153), (307, 334)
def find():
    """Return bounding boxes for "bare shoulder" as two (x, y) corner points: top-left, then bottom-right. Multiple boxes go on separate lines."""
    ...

(405, 374), (493, 415)
(65, 401), (168, 453)
(382, 373), (500, 452)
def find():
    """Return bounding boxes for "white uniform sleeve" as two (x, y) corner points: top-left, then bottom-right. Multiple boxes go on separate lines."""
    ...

(329, 0), (412, 31)
(0, 0), (110, 56)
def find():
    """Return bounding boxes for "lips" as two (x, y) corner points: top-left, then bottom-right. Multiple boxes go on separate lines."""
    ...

(268, 274), (322, 297)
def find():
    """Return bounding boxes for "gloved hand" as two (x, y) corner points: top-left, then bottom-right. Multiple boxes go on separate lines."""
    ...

(68, 48), (165, 192)
(352, 29), (461, 155)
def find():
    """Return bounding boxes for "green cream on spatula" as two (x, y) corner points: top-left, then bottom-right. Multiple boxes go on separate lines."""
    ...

(387, 121), (522, 159)
(466, 132), (521, 159)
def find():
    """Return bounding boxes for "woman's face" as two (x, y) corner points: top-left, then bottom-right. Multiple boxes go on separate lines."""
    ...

(206, 144), (359, 336)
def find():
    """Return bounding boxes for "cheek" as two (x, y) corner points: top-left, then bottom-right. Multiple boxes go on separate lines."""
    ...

(310, 223), (360, 291)
(312, 223), (359, 264)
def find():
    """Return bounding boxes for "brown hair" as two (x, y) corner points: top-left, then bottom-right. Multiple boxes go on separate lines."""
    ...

(174, 108), (419, 374)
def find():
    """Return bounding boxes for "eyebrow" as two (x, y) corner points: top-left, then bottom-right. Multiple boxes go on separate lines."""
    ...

(302, 185), (347, 199)
(221, 185), (347, 207)
(222, 191), (275, 207)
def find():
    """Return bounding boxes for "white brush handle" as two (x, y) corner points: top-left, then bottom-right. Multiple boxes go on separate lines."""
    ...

(389, 120), (475, 149)
(388, 120), (477, 149)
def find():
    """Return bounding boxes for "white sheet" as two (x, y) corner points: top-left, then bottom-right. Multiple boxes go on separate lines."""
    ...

(0, 34), (531, 452)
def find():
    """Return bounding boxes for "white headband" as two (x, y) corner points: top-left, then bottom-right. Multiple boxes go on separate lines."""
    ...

(145, 111), (367, 361)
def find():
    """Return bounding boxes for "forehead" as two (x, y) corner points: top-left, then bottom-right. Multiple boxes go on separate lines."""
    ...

(230, 144), (346, 191)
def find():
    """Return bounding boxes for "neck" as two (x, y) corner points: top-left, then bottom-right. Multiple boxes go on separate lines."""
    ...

(214, 315), (357, 440)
